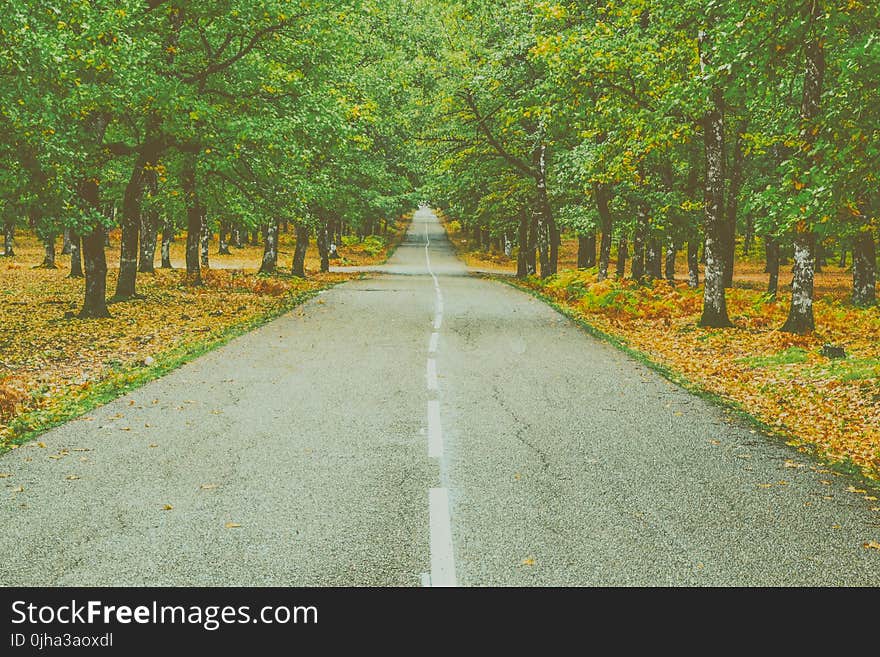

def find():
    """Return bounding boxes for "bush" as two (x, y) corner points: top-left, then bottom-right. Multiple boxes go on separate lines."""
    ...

(361, 235), (387, 256)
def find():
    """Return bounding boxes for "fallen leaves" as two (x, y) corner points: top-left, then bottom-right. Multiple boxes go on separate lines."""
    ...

(225, 522), (241, 529)
(162, 504), (173, 511)
(863, 540), (880, 550)
(199, 483), (218, 490)
(521, 557), (536, 566)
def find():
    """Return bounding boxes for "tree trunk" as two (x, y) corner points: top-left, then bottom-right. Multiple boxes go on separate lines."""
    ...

(814, 241), (824, 273)
(2, 222), (14, 256)
(616, 235), (628, 278)
(838, 244), (847, 268)
(781, 232), (816, 333)
(40, 233), (57, 268)
(687, 239), (700, 288)
(766, 237), (780, 298)
(516, 208), (529, 278)
(218, 222), (231, 255)
(781, 1), (824, 333)
(852, 230), (876, 307)
(292, 224), (309, 278)
(534, 141), (556, 278)
(596, 184), (613, 282)
(138, 168), (159, 273)
(631, 210), (647, 281)
(646, 236), (662, 280)
(200, 213), (210, 268)
(578, 233), (596, 269)
(526, 209), (538, 276)
(231, 225), (243, 248)
(259, 218), (279, 275)
(80, 224), (110, 318)
(115, 151), (154, 299)
(723, 122), (746, 287)
(317, 217), (330, 273)
(62, 228), (73, 255)
(665, 239), (676, 282)
(698, 25), (732, 328)
(68, 231), (83, 278)
(181, 155), (202, 285)
(160, 222), (173, 268)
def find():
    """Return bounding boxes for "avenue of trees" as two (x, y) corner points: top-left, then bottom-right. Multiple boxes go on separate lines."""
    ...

(2, 1), (878, 335)
(1, 0), (420, 316)
(416, 0), (879, 333)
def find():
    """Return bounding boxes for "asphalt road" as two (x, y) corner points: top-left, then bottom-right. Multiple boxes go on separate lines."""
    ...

(1, 208), (878, 586)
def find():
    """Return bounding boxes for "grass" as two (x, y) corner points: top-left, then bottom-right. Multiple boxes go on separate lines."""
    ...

(740, 347), (810, 368)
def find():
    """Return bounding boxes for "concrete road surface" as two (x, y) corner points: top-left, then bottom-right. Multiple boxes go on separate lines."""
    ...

(1, 208), (878, 586)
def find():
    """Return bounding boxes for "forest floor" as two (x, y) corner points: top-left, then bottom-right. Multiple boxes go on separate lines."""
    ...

(442, 217), (880, 482)
(0, 217), (410, 450)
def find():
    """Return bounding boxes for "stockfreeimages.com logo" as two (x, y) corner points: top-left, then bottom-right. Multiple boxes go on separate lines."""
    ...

(11, 600), (318, 632)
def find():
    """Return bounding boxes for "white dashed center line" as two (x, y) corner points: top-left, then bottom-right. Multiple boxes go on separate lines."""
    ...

(422, 214), (457, 587)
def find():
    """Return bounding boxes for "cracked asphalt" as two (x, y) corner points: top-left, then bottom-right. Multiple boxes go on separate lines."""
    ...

(1, 208), (878, 586)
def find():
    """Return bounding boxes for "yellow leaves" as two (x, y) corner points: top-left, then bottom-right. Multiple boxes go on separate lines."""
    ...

(36, 442), (46, 449)
(65, 475), (79, 481)
(162, 504), (173, 511)
(521, 557), (536, 566)
(199, 483), (218, 490)
(783, 460), (804, 469)
(864, 541), (880, 550)
(846, 486), (867, 494)
(225, 522), (241, 529)
(0, 473), (11, 478)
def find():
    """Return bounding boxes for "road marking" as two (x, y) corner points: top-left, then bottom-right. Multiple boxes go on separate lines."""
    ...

(423, 212), (457, 587)
(427, 358), (438, 391)
(429, 487), (457, 587)
(427, 400), (443, 457)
